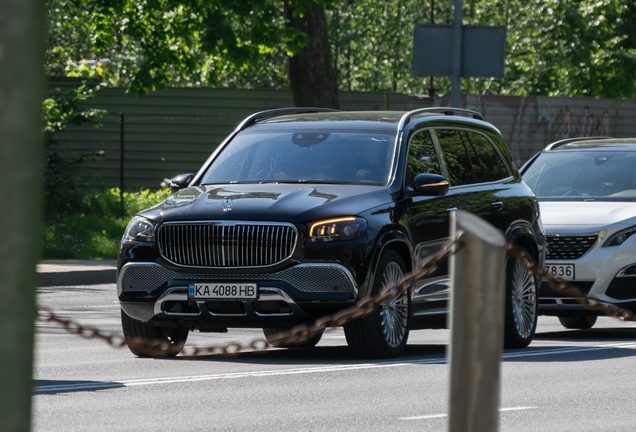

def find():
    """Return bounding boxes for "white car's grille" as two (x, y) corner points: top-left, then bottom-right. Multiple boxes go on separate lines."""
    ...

(157, 222), (297, 268)
(546, 235), (597, 260)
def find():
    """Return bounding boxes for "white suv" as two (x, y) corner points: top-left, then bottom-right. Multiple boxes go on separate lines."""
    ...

(521, 137), (636, 329)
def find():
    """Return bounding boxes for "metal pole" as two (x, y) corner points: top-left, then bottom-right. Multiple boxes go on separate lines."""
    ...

(0, 0), (44, 429)
(120, 112), (125, 217)
(428, 0), (436, 98)
(451, 0), (463, 107)
(448, 210), (507, 432)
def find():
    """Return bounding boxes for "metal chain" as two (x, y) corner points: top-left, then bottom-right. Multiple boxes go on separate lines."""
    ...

(37, 239), (636, 358)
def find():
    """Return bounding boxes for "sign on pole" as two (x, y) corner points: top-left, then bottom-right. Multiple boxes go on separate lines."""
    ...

(413, 24), (507, 78)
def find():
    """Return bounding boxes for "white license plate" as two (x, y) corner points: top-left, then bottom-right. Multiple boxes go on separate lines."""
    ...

(188, 283), (258, 300)
(544, 264), (575, 280)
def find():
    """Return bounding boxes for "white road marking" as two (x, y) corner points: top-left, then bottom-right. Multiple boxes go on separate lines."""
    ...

(33, 342), (636, 394)
(400, 406), (536, 421)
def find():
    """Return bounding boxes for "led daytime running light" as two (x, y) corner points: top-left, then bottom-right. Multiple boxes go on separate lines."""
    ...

(310, 217), (356, 236)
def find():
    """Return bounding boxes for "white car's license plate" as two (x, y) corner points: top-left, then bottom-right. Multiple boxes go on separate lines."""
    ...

(188, 283), (258, 300)
(544, 264), (575, 280)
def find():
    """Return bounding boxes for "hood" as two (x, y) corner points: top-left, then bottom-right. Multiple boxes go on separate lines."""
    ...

(540, 201), (636, 232)
(139, 183), (394, 224)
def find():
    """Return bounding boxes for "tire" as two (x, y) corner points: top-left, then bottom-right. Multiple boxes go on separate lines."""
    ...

(503, 247), (539, 349)
(263, 328), (323, 348)
(558, 315), (597, 329)
(121, 309), (188, 358)
(344, 249), (410, 359)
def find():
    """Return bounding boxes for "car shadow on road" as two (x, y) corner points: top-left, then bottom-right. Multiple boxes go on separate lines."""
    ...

(174, 343), (447, 365)
(535, 327), (636, 342)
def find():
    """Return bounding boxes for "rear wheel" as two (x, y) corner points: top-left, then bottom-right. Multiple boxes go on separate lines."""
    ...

(121, 309), (188, 358)
(263, 328), (323, 348)
(344, 250), (410, 359)
(558, 315), (597, 329)
(503, 248), (538, 349)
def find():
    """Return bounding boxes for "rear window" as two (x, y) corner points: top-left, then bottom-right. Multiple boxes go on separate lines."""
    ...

(200, 130), (396, 185)
(522, 151), (636, 201)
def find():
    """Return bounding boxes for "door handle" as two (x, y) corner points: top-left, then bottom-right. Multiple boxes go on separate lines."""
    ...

(491, 201), (504, 211)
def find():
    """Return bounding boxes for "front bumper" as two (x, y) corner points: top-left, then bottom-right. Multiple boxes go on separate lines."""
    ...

(117, 261), (358, 327)
(539, 233), (636, 315)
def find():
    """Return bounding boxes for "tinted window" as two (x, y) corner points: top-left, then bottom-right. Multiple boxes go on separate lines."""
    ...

(436, 129), (479, 186)
(200, 130), (396, 185)
(522, 151), (636, 201)
(407, 130), (441, 185)
(465, 132), (510, 181)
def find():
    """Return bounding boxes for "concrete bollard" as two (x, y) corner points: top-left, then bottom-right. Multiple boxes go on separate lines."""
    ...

(447, 210), (507, 432)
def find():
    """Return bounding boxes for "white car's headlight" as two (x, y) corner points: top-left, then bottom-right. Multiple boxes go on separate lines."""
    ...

(604, 225), (636, 248)
(123, 216), (156, 242)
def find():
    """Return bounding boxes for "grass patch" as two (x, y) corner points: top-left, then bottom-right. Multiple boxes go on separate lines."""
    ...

(43, 213), (128, 259)
(43, 187), (171, 260)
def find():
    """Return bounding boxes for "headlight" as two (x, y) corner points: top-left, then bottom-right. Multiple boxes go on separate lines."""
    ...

(308, 217), (367, 242)
(604, 225), (636, 247)
(123, 216), (156, 242)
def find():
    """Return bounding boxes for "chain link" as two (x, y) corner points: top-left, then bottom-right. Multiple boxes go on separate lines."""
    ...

(37, 239), (636, 358)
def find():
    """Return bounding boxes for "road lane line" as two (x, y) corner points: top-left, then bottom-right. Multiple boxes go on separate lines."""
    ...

(34, 342), (636, 394)
(400, 406), (536, 420)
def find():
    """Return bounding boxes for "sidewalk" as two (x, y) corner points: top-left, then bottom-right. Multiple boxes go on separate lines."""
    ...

(37, 260), (117, 286)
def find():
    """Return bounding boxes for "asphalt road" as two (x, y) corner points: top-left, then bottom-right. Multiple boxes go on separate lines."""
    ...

(33, 283), (636, 431)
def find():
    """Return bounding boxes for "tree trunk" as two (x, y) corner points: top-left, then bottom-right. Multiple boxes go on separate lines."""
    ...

(0, 0), (44, 430)
(285, 2), (339, 109)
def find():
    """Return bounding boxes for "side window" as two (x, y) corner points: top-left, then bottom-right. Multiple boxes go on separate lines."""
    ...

(407, 130), (441, 186)
(435, 129), (478, 186)
(465, 132), (510, 181)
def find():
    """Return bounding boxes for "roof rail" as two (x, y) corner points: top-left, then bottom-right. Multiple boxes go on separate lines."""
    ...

(398, 107), (484, 131)
(235, 107), (342, 132)
(545, 136), (613, 151)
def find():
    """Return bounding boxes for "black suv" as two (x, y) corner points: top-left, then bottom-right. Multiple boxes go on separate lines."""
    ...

(118, 107), (545, 359)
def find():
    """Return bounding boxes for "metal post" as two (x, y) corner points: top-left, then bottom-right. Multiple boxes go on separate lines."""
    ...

(120, 112), (125, 217)
(448, 210), (507, 432)
(428, 0), (436, 98)
(0, 0), (44, 429)
(451, 0), (463, 107)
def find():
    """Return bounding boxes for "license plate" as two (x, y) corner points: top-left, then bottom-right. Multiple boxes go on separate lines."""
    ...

(544, 264), (575, 281)
(188, 283), (258, 300)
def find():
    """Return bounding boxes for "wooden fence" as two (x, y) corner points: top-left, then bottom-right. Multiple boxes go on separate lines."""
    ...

(50, 78), (636, 190)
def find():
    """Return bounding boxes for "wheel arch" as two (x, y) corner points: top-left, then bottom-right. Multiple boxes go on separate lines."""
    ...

(361, 229), (413, 298)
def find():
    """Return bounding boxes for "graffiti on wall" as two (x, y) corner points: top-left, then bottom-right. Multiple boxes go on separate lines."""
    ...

(436, 94), (633, 164)
(550, 107), (620, 140)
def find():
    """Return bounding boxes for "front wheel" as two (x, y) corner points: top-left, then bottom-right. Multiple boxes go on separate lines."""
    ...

(121, 309), (188, 358)
(558, 315), (597, 329)
(344, 249), (410, 359)
(503, 247), (538, 349)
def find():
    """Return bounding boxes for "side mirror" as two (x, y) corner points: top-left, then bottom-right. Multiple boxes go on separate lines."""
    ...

(413, 173), (449, 196)
(169, 173), (194, 194)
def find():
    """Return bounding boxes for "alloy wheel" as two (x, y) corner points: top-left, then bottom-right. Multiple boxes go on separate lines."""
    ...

(511, 258), (537, 339)
(379, 262), (408, 348)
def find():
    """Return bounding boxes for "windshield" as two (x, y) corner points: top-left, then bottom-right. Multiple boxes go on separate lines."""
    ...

(522, 151), (636, 202)
(200, 130), (396, 185)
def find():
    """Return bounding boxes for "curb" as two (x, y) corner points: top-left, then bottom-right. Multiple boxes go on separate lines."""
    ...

(38, 260), (117, 287)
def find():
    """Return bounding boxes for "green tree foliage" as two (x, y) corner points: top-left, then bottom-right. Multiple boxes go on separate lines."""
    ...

(42, 85), (106, 213)
(46, 0), (636, 99)
(327, 0), (636, 99)
(45, 0), (320, 95)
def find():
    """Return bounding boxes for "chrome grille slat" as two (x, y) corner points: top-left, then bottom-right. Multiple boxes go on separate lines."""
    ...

(158, 222), (298, 268)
